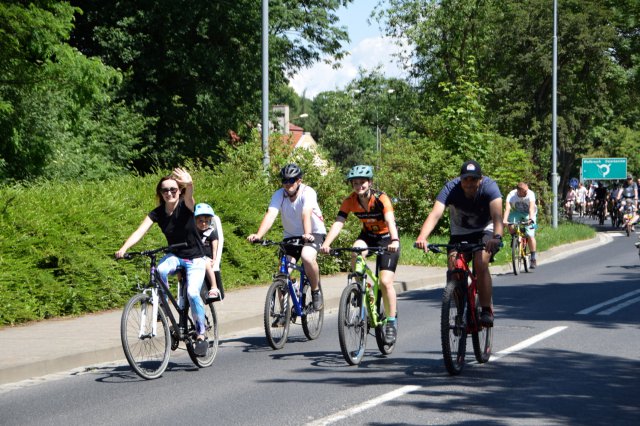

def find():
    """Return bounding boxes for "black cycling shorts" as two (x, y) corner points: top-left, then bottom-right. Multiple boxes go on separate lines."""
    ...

(355, 231), (400, 272)
(283, 234), (325, 260)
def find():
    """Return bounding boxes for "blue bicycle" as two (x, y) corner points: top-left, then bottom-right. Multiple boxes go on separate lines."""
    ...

(254, 240), (324, 349)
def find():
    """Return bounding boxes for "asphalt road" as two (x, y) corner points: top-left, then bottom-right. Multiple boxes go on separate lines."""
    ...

(1, 228), (639, 425)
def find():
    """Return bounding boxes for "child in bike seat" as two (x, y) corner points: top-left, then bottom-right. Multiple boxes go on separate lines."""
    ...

(194, 203), (222, 300)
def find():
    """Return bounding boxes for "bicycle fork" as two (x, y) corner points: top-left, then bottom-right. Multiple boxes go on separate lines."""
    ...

(138, 288), (160, 339)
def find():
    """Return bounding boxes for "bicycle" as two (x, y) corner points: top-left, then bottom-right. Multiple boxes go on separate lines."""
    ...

(621, 202), (637, 237)
(119, 243), (219, 379)
(253, 239), (324, 350)
(328, 247), (396, 365)
(422, 242), (493, 375)
(506, 220), (534, 275)
(593, 198), (606, 225)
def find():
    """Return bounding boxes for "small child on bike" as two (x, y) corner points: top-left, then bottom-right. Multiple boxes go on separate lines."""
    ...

(194, 203), (222, 300)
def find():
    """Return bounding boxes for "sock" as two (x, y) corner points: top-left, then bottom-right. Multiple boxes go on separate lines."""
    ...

(387, 317), (396, 322)
(481, 307), (492, 313)
(530, 251), (536, 260)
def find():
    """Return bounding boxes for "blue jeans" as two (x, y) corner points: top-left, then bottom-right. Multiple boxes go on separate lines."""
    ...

(157, 255), (207, 336)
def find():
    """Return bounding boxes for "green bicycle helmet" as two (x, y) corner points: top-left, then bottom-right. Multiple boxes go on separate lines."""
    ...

(346, 165), (374, 181)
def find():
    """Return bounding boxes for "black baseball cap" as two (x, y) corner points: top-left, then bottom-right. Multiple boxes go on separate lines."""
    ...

(460, 160), (482, 179)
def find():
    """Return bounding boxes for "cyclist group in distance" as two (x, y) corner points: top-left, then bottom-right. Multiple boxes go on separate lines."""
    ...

(563, 175), (639, 230)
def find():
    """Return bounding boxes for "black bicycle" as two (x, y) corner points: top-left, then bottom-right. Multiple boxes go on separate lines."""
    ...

(120, 243), (219, 379)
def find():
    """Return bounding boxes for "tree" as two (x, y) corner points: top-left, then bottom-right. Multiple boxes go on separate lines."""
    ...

(0, 1), (147, 181)
(70, 0), (354, 171)
(380, 0), (640, 191)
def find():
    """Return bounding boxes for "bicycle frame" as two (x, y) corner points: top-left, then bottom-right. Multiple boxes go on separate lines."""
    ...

(140, 254), (195, 343)
(351, 252), (385, 328)
(449, 252), (481, 334)
(276, 250), (308, 318)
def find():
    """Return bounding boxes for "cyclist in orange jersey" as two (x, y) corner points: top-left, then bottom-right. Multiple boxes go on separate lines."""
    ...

(321, 165), (400, 344)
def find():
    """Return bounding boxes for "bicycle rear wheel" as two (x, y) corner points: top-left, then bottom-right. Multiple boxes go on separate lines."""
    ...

(374, 291), (396, 355)
(301, 281), (324, 340)
(441, 281), (467, 375)
(338, 282), (367, 365)
(511, 237), (520, 275)
(121, 293), (171, 380)
(471, 294), (492, 364)
(187, 296), (219, 368)
(264, 277), (291, 349)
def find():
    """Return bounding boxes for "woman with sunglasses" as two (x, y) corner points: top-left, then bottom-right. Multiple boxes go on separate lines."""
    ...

(115, 168), (209, 355)
(247, 163), (326, 311)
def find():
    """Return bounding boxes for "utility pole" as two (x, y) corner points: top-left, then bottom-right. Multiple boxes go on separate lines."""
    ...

(552, 0), (558, 228)
(261, 0), (270, 171)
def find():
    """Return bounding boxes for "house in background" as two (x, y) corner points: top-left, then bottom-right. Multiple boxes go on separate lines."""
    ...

(272, 104), (328, 174)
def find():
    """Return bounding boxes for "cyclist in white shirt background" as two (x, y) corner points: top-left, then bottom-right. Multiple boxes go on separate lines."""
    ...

(575, 182), (588, 217)
(503, 182), (538, 269)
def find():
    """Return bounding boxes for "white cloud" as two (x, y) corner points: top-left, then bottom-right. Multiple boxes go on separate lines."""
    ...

(289, 36), (410, 99)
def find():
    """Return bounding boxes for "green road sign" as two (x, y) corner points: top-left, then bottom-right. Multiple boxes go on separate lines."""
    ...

(581, 158), (627, 180)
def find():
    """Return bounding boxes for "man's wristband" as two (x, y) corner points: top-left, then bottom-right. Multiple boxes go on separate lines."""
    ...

(391, 238), (400, 242)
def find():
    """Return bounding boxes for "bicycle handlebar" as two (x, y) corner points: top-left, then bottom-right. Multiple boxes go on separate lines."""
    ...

(328, 247), (387, 256)
(413, 242), (486, 254)
(251, 239), (306, 248)
(122, 242), (188, 259)
(506, 220), (538, 229)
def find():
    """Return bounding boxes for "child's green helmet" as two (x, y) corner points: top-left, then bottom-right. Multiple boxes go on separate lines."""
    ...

(346, 165), (374, 180)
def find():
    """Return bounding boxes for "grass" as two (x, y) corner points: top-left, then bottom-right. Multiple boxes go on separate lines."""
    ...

(399, 221), (596, 267)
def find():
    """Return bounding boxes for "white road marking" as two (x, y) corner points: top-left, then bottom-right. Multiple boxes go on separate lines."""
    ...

(305, 385), (421, 426)
(309, 326), (567, 425)
(597, 295), (640, 315)
(576, 289), (640, 315)
(490, 326), (567, 361)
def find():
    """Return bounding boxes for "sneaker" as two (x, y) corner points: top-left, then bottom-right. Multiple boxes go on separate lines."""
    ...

(530, 258), (537, 269)
(271, 316), (286, 327)
(480, 309), (494, 328)
(384, 320), (397, 344)
(194, 338), (208, 357)
(312, 290), (324, 310)
(206, 288), (220, 302)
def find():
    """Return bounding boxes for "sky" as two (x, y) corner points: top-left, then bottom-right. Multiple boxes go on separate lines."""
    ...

(288, 0), (409, 99)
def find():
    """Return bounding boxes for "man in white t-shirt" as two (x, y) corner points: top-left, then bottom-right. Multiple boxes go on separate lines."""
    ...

(575, 182), (588, 217)
(503, 182), (538, 268)
(248, 163), (327, 310)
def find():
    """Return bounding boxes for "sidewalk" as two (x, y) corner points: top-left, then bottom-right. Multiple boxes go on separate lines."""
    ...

(0, 234), (609, 386)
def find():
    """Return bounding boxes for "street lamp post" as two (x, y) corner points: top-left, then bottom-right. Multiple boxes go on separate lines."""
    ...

(261, 0), (269, 172)
(551, 0), (558, 228)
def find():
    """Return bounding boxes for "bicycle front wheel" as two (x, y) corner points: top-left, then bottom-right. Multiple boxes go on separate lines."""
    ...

(301, 281), (324, 340)
(511, 237), (520, 275)
(121, 293), (171, 380)
(188, 297), (219, 368)
(338, 282), (367, 365)
(471, 294), (493, 364)
(441, 281), (467, 375)
(264, 277), (291, 349)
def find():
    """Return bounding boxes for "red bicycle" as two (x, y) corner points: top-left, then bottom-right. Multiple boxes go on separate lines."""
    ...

(427, 242), (493, 375)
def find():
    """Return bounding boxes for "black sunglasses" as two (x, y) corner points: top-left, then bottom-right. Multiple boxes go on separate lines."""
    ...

(281, 178), (298, 184)
(161, 187), (178, 194)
